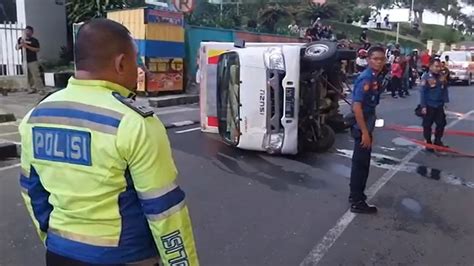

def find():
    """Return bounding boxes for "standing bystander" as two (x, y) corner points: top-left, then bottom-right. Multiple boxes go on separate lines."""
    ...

(390, 56), (404, 98)
(16, 26), (45, 95)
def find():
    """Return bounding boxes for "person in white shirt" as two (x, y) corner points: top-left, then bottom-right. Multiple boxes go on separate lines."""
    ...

(376, 13), (382, 29)
(355, 49), (369, 72)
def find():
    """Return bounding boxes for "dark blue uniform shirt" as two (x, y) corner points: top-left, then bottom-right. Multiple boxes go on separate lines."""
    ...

(420, 72), (449, 108)
(352, 68), (383, 132)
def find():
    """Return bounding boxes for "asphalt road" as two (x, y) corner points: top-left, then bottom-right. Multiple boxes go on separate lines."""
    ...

(0, 85), (473, 266)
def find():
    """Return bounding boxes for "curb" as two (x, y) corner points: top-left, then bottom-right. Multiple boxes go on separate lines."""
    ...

(0, 113), (16, 123)
(164, 120), (199, 129)
(0, 142), (19, 159)
(149, 95), (199, 108)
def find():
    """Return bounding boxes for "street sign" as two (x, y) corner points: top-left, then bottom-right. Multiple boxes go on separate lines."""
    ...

(172, 0), (194, 13)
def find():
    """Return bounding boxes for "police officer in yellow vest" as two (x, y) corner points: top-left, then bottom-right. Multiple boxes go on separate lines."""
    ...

(19, 19), (199, 266)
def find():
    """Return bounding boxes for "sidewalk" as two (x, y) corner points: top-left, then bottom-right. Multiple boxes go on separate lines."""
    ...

(0, 88), (200, 158)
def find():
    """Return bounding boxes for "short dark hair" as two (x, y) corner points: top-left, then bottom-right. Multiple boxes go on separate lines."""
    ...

(25, 26), (34, 31)
(75, 19), (134, 72)
(368, 46), (385, 57)
(430, 58), (441, 66)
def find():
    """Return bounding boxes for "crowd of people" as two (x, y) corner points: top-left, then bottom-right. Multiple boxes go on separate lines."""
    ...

(355, 45), (451, 99)
(288, 18), (336, 42)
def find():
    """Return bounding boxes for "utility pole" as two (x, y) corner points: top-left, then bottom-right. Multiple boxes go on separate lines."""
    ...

(409, 0), (415, 22)
(220, 0), (223, 21)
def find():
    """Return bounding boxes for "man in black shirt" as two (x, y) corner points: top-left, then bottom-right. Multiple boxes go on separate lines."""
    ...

(16, 25), (45, 94)
(360, 29), (370, 50)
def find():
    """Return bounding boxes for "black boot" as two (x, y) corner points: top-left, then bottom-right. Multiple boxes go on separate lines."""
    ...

(434, 140), (449, 149)
(426, 140), (434, 153)
(351, 201), (378, 214)
(348, 194), (367, 204)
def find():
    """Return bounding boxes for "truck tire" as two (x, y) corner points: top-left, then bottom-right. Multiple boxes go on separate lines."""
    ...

(309, 124), (336, 153)
(315, 124), (336, 152)
(302, 41), (338, 66)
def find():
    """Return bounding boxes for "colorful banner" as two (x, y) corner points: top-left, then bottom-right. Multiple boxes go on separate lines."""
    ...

(145, 9), (184, 26)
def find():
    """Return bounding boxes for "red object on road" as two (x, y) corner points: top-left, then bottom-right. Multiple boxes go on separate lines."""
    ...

(406, 138), (474, 158)
(385, 124), (474, 137)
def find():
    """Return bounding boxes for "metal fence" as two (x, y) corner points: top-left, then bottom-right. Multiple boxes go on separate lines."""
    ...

(0, 22), (28, 90)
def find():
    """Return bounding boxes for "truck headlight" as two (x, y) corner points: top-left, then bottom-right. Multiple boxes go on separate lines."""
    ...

(263, 47), (285, 71)
(263, 133), (284, 153)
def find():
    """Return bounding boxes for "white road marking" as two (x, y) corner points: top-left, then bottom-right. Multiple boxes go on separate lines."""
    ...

(175, 127), (201, 134)
(0, 139), (20, 145)
(0, 131), (19, 137)
(0, 163), (21, 172)
(155, 107), (198, 115)
(300, 109), (474, 266)
(172, 120), (196, 127)
(0, 121), (20, 126)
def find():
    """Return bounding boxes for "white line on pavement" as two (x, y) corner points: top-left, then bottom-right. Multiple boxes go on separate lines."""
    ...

(0, 132), (19, 137)
(175, 127), (201, 134)
(172, 120), (196, 127)
(0, 163), (21, 172)
(300, 109), (474, 266)
(0, 121), (20, 126)
(0, 139), (20, 145)
(156, 107), (198, 115)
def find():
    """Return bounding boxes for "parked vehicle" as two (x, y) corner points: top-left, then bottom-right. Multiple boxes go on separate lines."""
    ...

(441, 50), (474, 85)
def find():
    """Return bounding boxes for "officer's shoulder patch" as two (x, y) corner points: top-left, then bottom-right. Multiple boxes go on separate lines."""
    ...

(363, 82), (370, 92)
(112, 92), (154, 117)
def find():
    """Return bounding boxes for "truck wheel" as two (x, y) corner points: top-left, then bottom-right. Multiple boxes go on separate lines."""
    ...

(302, 41), (338, 66)
(309, 125), (336, 152)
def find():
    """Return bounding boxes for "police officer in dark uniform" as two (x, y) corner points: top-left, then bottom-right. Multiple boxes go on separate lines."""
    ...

(420, 58), (450, 152)
(349, 46), (386, 214)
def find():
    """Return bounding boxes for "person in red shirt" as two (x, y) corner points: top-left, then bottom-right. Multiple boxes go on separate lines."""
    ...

(391, 56), (404, 98)
(420, 50), (431, 74)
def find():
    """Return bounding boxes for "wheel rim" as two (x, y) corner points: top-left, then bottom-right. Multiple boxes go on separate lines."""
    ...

(306, 44), (329, 57)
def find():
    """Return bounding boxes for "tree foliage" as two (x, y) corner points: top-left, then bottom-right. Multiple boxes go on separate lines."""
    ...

(66, 0), (145, 24)
(258, 4), (291, 33)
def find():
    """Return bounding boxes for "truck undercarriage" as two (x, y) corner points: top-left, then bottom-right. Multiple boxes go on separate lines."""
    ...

(298, 42), (355, 152)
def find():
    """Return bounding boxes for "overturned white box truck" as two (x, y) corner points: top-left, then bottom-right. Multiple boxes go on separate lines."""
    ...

(199, 41), (355, 155)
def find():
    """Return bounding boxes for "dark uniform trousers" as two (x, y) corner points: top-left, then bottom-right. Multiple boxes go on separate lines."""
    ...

(349, 129), (372, 202)
(422, 105), (447, 143)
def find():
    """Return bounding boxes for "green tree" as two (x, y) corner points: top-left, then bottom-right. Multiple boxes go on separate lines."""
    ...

(258, 4), (290, 33)
(296, 2), (340, 23)
(431, 0), (459, 26)
(66, 0), (144, 24)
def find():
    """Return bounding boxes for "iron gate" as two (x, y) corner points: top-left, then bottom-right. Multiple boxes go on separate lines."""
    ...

(0, 22), (28, 92)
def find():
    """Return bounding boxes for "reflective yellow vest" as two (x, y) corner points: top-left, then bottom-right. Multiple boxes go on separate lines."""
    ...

(19, 78), (199, 265)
